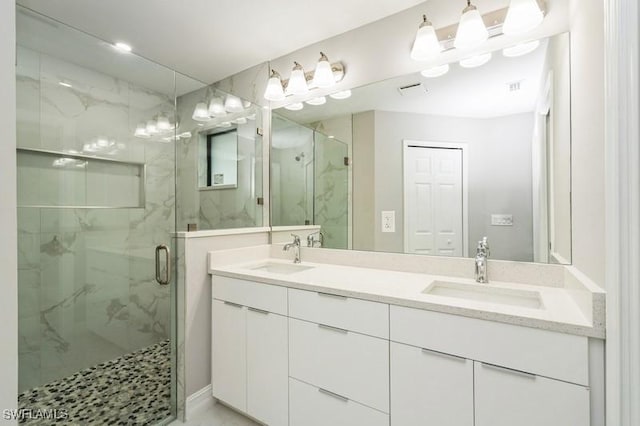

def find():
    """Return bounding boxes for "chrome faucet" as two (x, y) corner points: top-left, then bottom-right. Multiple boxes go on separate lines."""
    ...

(307, 230), (324, 248)
(475, 237), (490, 283)
(283, 234), (301, 264)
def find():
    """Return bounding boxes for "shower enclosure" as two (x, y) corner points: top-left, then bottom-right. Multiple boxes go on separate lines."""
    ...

(16, 6), (205, 424)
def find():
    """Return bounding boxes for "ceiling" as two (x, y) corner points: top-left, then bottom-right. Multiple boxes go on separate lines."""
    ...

(17, 0), (427, 84)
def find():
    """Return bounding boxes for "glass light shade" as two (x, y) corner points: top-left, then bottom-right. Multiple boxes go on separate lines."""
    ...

(459, 52), (492, 68)
(145, 120), (158, 135)
(421, 64), (450, 78)
(264, 75), (285, 101)
(134, 122), (150, 138)
(503, 40), (540, 57)
(503, 0), (544, 35)
(286, 64), (309, 95)
(411, 21), (442, 61)
(224, 95), (244, 113)
(329, 90), (352, 100)
(243, 100), (252, 108)
(454, 5), (488, 50)
(284, 102), (304, 111)
(312, 54), (335, 88)
(247, 114), (256, 121)
(208, 97), (226, 117)
(219, 121), (232, 128)
(192, 102), (210, 121)
(156, 114), (171, 131)
(234, 117), (248, 124)
(306, 96), (327, 106)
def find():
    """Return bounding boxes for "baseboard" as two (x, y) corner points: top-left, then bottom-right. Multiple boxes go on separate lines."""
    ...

(185, 384), (214, 421)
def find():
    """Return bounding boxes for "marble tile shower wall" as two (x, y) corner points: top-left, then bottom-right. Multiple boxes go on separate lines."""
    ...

(16, 46), (175, 392)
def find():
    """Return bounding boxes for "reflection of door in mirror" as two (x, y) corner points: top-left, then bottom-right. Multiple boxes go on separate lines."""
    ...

(202, 129), (238, 189)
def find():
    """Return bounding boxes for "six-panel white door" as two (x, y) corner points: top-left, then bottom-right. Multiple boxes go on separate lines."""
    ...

(404, 145), (463, 256)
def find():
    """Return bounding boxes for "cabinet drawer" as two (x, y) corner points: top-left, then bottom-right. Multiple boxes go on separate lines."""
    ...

(390, 305), (589, 385)
(289, 378), (389, 426)
(212, 275), (287, 315)
(288, 288), (389, 338)
(289, 318), (389, 412)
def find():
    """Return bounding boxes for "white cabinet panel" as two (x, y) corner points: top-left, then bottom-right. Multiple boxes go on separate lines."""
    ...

(289, 378), (389, 426)
(247, 309), (288, 426)
(213, 275), (288, 315)
(288, 288), (389, 338)
(390, 342), (473, 426)
(289, 318), (389, 412)
(211, 300), (247, 412)
(474, 361), (590, 426)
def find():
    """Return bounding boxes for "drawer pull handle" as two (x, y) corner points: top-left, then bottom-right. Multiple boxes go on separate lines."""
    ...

(248, 307), (270, 315)
(421, 348), (467, 362)
(318, 324), (349, 334)
(317, 292), (347, 300)
(223, 301), (243, 308)
(481, 362), (536, 380)
(318, 388), (349, 402)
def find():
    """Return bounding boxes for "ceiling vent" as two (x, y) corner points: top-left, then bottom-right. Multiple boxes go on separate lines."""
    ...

(398, 82), (428, 97)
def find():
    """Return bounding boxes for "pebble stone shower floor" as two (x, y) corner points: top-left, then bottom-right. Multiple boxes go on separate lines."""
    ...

(17, 340), (172, 425)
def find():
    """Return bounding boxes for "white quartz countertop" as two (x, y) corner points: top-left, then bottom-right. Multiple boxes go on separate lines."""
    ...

(208, 250), (605, 339)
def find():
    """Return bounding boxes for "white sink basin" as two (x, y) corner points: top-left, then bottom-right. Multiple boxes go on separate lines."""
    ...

(423, 280), (543, 309)
(248, 261), (314, 275)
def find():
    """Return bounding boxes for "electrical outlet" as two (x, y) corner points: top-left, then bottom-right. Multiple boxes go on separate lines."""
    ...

(382, 211), (396, 233)
(491, 214), (513, 226)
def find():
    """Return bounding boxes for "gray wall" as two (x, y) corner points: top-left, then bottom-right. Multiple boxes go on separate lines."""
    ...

(352, 112), (376, 251)
(354, 110), (535, 262)
(0, 0), (18, 419)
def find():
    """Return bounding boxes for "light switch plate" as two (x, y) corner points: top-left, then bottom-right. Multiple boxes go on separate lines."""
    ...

(491, 214), (513, 226)
(382, 211), (395, 232)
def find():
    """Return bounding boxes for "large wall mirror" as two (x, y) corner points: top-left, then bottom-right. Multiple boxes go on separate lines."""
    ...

(271, 32), (571, 264)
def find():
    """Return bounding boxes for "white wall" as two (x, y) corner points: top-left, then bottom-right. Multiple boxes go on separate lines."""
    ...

(352, 111), (376, 251)
(354, 111), (535, 261)
(0, 0), (18, 421)
(569, 0), (606, 285)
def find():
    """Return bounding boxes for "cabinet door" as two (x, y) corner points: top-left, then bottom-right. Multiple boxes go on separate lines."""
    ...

(211, 300), (247, 412)
(390, 342), (473, 426)
(247, 309), (288, 426)
(474, 361), (590, 426)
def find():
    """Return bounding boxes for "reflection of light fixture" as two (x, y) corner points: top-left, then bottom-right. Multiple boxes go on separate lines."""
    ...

(134, 122), (150, 138)
(247, 114), (256, 121)
(113, 42), (132, 53)
(306, 96), (327, 106)
(208, 97), (226, 116)
(454, 1), (488, 50)
(329, 90), (351, 100)
(264, 70), (286, 101)
(421, 64), (450, 78)
(286, 62), (309, 96)
(58, 81), (72, 88)
(284, 103), (304, 111)
(460, 52), (492, 68)
(312, 52), (335, 88)
(503, 40), (540, 57)
(234, 117), (248, 124)
(503, 0), (544, 35)
(157, 114), (171, 131)
(411, 15), (442, 61)
(219, 121), (232, 128)
(146, 120), (158, 135)
(224, 95), (244, 113)
(192, 102), (210, 121)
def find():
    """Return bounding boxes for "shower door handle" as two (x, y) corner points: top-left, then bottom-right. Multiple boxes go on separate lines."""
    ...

(155, 244), (171, 285)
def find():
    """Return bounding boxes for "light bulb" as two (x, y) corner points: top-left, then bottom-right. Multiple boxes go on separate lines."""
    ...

(454, 1), (488, 50)
(134, 122), (150, 138)
(156, 114), (171, 131)
(329, 90), (351, 100)
(286, 62), (309, 96)
(284, 103), (304, 111)
(411, 15), (442, 61)
(145, 120), (158, 135)
(306, 96), (327, 106)
(503, 40), (540, 57)
(421, 64), (450, 78)
(208, 97), (226, 117)
(224, 95), (244, 113)
(192, 102), (210, 122)
(503, 0), (544, 35)
(459, 52), (492, 68)
(264, 70), (285, 101)
(312, 52), (335, 88)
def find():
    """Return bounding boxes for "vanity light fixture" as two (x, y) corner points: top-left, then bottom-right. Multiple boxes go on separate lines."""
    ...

(219, 121), (233, 128)
(312, 53), (335, 88)
(329, 90), (352, 100)
(284, 102), (304, 111)
(503, 0), (544, 35)
(454, 0), (488, 50)
(502, 39), (540, 57)
(156, 114), (172, 131)
(306, 96), (327, 106)
(234, 117), (248, 125)
(208, 97), (226, 117)
(264, 70), (286, 101)
(410, 15), (442, 61)
(192, 102), (210, 122)
(459, 52), (492, 68)
(113, 42), (132, 53)
(145, 119), (158, 135)
(286, 62), (310, 96)
(421, 64), (450, 78)
(224, 95), (244, 113)
(134, 122), (150, 138)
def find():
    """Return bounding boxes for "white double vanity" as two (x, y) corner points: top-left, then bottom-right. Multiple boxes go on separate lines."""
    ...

(207, 244), (605, 426)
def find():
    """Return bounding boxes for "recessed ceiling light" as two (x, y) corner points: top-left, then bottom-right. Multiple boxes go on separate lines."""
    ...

(329, 90), (352, 100)
(284, 103), (304, 111)
(459, 52), (492, 68)
(503, 40), (541, 58)
(421, 64), (450, 78)
(113, 42), (132, 53)
(58, 81), (72, 88)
